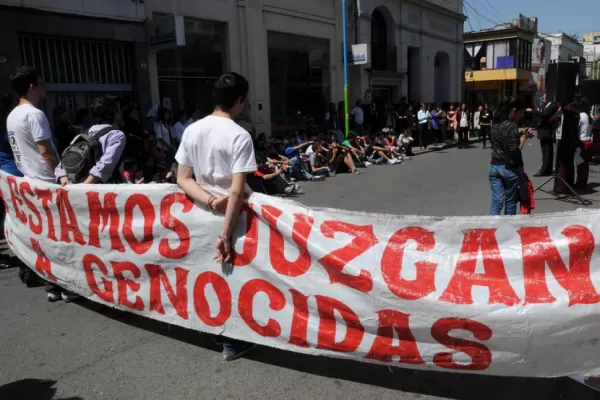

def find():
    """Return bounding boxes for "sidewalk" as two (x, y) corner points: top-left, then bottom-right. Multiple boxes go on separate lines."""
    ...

(412, 137), (481, 156)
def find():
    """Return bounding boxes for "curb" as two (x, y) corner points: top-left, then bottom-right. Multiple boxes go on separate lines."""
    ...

(412, 138), (481, 156)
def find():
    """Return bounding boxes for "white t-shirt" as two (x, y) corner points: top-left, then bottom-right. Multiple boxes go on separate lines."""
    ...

(6, 103), (57, 182)
(350, 107), (364, 125)
(579, 112), (592, 141)
(175, 115), (257, 195)
(460, 111), (469, 128)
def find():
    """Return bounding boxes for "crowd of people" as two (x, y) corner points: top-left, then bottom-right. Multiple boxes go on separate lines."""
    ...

(333, 98), (496, 150)
(3, 64), (600, 365)
(487, 94), (600, 216)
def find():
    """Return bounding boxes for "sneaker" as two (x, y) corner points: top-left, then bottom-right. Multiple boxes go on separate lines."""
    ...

(284, 186), (294, 196)
(352, 168), (362, 175)
(222, 342), (257, 361)
(61, 291), (81, 303)
(311, 175), (326, 182)
(47, 292), (61, 302)
(292, 184), (304, 194)
(389, 159), (401, 165)
(365, 161), (373, 167)
(328, 171), (337, 177)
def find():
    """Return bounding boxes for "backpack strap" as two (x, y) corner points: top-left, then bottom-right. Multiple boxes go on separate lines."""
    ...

(90, 126), (118, 140)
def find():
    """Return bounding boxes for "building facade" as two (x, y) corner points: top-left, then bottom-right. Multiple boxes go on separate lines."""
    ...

(464, 23), (535, 107)
(0, 0), (150, 125)
(539, 32), (583, 63)
(582, 32), (600, 79)
(145, 0), (465, 137)
(349, 0), (464, 109)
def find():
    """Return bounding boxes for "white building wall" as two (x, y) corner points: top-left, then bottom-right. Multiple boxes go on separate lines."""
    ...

(145, 0), (464, 135)
(542, 34), (584, 62)
(354, 0), (463, 105)
(0, 0), (145, 21)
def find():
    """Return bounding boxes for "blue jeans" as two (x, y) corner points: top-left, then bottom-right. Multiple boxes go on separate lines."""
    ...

(489, 164), (520, 216)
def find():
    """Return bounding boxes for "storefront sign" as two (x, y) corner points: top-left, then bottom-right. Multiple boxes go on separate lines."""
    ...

(148, 15), (185, 51)
(5, 172), (600, 377)
(351, 44), (368, 65)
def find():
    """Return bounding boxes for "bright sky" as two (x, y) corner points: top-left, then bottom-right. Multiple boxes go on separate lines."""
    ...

(463, 0), (598, 37)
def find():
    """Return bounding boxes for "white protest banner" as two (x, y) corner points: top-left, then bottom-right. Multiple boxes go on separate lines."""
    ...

(2, 171), (600, 377)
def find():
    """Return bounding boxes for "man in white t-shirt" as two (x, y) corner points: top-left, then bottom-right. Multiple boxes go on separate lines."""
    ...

(350, 99), (364, 135)
(6, 66), (58, 183)
(176, 72), (256, 361)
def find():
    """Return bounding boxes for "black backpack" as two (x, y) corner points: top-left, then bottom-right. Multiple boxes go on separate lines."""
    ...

(61, 126), (117, 184)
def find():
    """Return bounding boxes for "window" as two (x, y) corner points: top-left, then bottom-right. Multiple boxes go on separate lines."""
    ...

(155, 17), (227, 114)
(267, 31), (330, 125)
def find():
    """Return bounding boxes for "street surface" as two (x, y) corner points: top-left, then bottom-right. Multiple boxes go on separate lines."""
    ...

(2, 141), (600, 400)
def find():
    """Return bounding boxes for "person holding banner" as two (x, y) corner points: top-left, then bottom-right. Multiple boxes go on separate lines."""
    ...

(488, 98), (528, 216)
(175, 72), (257, 361)
(5, 66), (62, 289)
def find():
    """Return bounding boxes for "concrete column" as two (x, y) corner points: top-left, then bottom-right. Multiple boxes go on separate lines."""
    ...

(242, 0), (271, 135)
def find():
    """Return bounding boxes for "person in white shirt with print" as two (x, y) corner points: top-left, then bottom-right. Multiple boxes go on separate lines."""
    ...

(176, 72), (257, 361)
(5, 66), (79, 302)
(6, 66), (59, 182)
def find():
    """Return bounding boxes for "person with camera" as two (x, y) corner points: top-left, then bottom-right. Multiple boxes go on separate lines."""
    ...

(488, 98), (530, 216)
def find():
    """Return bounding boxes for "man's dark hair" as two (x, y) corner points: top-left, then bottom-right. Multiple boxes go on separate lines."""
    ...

(213, 72), (249, 110)
(91, 95), (119, 124)
(10, 66), (41, 97)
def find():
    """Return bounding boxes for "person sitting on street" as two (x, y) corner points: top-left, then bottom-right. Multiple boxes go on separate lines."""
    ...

(328, 140), (362, 174)
(398, 129), (415, 157)
(309, 137), (335, 177)
(372, 132), (402, 165)
(254, 154), (301, 195)
(266, 142), (290, 167)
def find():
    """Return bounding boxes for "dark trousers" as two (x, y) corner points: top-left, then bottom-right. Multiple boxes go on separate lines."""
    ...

(432, 129), (440, 145)
(539, 136), (554, 175)
(458, 127), (469, 148)
(480, 125), (490, 147)
(439, 125), (447, 144)
(418, 124), (428, 148)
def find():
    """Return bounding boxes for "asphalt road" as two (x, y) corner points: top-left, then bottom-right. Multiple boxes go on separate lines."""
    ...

(2, 140), (600, 400)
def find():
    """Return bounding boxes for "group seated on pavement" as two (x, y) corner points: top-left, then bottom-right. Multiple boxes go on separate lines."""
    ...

(250, 126), (413, 197)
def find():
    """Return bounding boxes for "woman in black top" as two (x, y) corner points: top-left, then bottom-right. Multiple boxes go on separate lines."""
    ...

(488, 99), (528, 215)
(480, 104), (492, 149)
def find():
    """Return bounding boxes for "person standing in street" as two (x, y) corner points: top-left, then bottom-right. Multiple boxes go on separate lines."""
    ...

(6, 66), (58, 182)
(489, 99), (529, 216)
(457, 103), (470, 149)
(480, 104), (492, 149)
(417, 103), (429, 150)
(350, 99), (364, 136)
(447, 104), (457, 143)
(429, 104), (440, 146)
(6, 66), (65, 293)
(176, 72), (257, 361)
(526, 94), (559, 177)
(436, 105), (447, 145)
(473, 105), (482, 143)
(575, 100), (593, 190)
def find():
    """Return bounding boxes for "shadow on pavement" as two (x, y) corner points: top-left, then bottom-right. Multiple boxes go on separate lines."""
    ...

(76, 300), (599, 400)
(0, 379), (83, 400)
